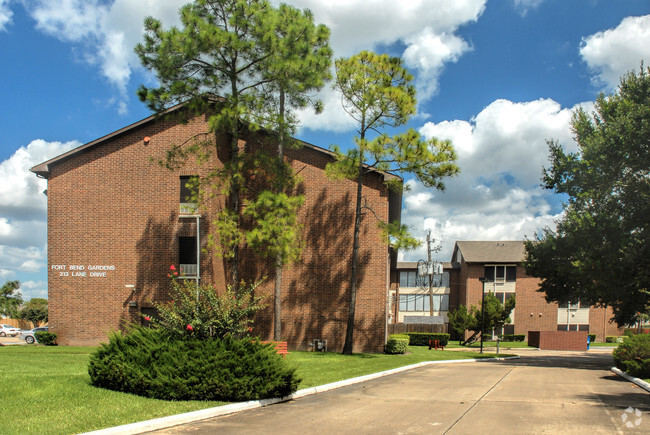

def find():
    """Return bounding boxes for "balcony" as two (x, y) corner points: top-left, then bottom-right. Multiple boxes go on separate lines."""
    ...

(180, 263), (198, 278)
(180, 203), (198, 215)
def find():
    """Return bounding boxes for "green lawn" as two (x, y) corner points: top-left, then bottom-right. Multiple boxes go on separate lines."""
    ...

(0, 344), (503, 434)
(446, 340), (535, 349)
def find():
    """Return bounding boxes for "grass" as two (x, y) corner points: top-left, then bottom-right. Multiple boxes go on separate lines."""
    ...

(446, 340), (535, 349)
(0, 344), (504, 434)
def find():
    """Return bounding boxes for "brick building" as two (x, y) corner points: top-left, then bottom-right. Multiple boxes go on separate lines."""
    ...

(390, 241), (624, 342)
(31, 107), (401, 352)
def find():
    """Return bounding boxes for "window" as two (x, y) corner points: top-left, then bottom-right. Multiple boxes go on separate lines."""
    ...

(558, 301), (581, 309)
(399, 271), (417, 288)
(433, 272), (450, 287)
(180, 176), (198, 214)
(179, 236), (197, 276)
(557, 324), (589, 332)
(398, 294), (449, 311)
(494, 292), (515, 304)
(484, 265), (516, 283)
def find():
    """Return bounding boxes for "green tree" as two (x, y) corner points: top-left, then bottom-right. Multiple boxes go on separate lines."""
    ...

(328, 51), (459, 354)
(18, 298), (48, 326)
(0, 280), (22, 318)
(136, 0), (324, 290)
(448, 293), (515, 345)
(244, 4), (331, 340)
(524, 67), (650, 326)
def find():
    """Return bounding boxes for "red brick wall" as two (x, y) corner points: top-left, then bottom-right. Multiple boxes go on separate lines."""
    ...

(528, 330), (588, 351)
(46, 113), (390, 352)
(589, 306), (625, 342)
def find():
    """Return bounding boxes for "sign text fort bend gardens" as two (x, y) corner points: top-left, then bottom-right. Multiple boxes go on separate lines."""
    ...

(51, 264), (116, 278)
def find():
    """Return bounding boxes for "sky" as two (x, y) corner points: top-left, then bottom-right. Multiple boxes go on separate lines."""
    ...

(1, 0), (649, 301)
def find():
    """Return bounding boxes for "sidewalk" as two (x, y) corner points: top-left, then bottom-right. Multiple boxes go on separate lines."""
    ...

(0, 336), (27, 345)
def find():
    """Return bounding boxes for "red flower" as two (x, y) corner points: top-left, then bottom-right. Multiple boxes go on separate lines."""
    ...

(247, 327), (253, 332)
(186, 324), (194, 331)
(173, 271), (178, 276)
(170, 300), (174, 304)
(170, 265), (176, 271)
(144, 316), (151, 322)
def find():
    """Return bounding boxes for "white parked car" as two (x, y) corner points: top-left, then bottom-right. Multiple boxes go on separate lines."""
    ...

(0, 324), (21, 337)
(19, 326), (48, 344)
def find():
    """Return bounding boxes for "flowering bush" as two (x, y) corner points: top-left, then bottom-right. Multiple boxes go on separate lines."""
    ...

(146, 266), (266, 339)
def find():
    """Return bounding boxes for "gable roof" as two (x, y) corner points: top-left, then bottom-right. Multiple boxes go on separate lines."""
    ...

(453, 241), (525, 263)
(30, 103), (402, 184)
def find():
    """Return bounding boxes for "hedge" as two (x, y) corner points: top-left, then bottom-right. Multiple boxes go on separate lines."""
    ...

(606, 336), (620, 343)
(34, 331), (57, 346)
(613, 334), (650, 378)
(588, 334), (596, 343)
(404, 333), (449, 346)
(499, 334), (525, 342)
(88, 327), (300, 401)
(384, 337), (409, 354)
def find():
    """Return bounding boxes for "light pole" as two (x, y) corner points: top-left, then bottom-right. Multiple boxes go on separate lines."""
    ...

(417, 231), (442, 316)
(479, 277), (487, 354)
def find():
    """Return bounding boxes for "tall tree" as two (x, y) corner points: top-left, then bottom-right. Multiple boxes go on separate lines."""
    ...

(0, 280), (22, 318)
(328, 51), (459, 354)
(524, 66), (650, 326)
(244, 4), (331, 340)
(448, 294), (516, 345)
(135, 0), (330, 296)
(18, 298), (48, 326)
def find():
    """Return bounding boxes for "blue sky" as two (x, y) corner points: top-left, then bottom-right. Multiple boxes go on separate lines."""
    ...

(0, 0), (649, 301)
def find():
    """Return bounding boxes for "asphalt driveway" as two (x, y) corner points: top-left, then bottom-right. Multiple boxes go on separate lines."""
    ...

(144, 348), (650, 434)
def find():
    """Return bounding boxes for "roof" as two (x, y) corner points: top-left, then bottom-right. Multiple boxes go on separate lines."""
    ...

(453, 241), (525, 263)
(30, 103), (402, 184)
(396, 261), (458, 270)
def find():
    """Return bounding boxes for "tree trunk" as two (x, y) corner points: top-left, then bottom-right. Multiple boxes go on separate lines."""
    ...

(343, 150), (364, 355)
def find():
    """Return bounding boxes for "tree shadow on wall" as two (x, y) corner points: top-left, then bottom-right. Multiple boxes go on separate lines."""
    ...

(285, 187), (374, 352)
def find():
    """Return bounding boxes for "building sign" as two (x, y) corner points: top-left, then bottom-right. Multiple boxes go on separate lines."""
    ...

(51, 264), (116, 278)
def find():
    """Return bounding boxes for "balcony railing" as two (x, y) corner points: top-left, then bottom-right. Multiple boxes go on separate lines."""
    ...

(180, 264), (198, 277)
(180, 203), (198, 215)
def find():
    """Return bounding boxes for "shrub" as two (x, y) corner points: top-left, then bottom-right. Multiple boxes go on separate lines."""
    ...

(88, 327), (300, 401)
(606, 336), (619, 343)
(384, 337), (408, 354)
(389, 334), (410, 343)
(588, 334), (596, 343)
(147, 269), (266, 339)
(34, 331), (57, 345)
(499, 334), (525, 342)
(405, 333), (449, 346)
(613, 334), (650, 378)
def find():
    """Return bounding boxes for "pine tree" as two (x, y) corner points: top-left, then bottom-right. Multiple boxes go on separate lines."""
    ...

(329, 51), (459, 354)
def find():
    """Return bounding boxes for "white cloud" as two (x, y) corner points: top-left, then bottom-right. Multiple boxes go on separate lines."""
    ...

(25, 0), (185, 103)
(580, 15), (650, 90)
(0, 140), (77, 293)
(513, 0), (544, 17)
(399, 98), (581, 261)
(22, 0), (485, 126)
(19, 280), (48, 300)
(0, 0), (13, 31)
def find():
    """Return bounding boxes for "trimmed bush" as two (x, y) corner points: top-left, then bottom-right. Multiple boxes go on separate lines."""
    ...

(613, 334), (650, 378)
(606, 336), (619, 343)
(588, 334), (596, 343)
(384, 337), (408, 354)
(405, 333), (449, 347)
(88, 327), (300, 401)
(389, 334), (410, 343)
(500, 334), (525, 342)
(34, 331), (57, 346)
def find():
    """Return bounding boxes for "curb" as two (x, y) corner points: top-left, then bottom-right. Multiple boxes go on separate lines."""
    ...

(611, 367), (650, 393)
(82, 355), (519, 435)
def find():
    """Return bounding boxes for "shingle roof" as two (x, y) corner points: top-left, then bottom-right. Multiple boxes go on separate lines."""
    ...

(454, 241), (525, 263)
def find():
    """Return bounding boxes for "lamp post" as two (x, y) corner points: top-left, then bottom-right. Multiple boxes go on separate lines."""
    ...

(479, 277), (487, 354)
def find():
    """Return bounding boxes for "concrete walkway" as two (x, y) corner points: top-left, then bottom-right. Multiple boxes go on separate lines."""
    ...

(146, 348), (650, 434)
